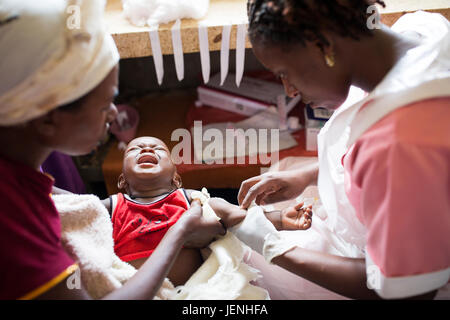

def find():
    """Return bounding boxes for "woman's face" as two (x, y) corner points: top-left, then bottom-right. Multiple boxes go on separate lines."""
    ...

(251, 40), (352, 110)
(52, 65), (119, 155)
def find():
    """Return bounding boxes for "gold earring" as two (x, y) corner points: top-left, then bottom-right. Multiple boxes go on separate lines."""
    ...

(325, 54), (335, 68)
(172, 178), (182, 189)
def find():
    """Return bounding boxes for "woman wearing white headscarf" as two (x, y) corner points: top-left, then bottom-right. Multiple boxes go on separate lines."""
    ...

(0, 0), (224, 299)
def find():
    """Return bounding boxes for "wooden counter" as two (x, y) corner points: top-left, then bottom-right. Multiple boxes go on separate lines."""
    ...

(106, 0), (450, 59)
(379, 0), (450, 26)
(106, 0), (251, 59)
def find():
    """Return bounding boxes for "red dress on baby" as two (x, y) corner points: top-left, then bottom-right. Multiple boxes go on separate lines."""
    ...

(112, 189), (190, 262)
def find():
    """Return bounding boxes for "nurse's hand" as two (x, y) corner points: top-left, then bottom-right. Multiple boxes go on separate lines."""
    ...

(238, 163), (319, 209)
(177, 200), (226, 248)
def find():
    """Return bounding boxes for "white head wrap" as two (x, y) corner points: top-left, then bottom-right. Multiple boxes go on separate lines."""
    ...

(0, 0), (120, 126)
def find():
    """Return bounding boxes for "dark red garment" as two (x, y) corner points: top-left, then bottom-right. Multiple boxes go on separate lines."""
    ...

(0, 156), (75, 299)
(112, 189), (190, 262)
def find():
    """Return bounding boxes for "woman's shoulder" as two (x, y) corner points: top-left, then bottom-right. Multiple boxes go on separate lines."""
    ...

(0, 158), (56, 220)
(347, 97), (450, 181)
(358, 97), (450, 150)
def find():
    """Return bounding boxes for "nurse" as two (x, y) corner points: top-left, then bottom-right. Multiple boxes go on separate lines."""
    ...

(0, 0), (224, 299)
(226, 0), (450, 299)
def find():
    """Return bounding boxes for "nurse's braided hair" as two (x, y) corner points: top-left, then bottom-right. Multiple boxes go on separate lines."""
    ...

(247, 0), (386, 52)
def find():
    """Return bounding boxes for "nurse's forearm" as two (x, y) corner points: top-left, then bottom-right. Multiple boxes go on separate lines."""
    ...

(272, 247), (381, 300)
(303, 160), (319, 185)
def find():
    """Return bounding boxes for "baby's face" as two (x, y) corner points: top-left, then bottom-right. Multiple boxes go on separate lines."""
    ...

(122, 136), (176, 189)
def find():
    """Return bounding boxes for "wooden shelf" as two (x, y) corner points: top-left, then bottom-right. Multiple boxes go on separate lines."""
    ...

(106, 0), (450, 59)
(105, 0), (251, 59)
(379, 0), (450, 26)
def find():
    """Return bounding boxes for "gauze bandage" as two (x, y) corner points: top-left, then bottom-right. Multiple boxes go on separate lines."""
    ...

(230, 206), (297, 263)
(0, 0), (119, 126)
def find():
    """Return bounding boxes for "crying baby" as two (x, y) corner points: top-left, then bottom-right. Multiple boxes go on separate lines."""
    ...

(103, 136), (313, 287)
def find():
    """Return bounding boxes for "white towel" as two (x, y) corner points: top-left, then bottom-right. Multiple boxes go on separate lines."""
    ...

(53, 193), (173, 299)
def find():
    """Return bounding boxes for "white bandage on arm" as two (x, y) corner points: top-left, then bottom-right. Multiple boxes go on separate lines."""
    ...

(229, 206), (296, 263)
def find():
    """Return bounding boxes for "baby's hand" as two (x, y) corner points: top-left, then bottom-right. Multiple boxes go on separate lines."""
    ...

(280, 202), (313, 230)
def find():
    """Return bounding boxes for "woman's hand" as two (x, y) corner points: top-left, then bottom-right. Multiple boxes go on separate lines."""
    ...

(176, 200), (226, 248)
(238, 162), (319, 209)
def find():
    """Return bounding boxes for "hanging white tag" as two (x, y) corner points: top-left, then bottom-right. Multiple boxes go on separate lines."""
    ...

(171, 19), (184, 81)
(277, 94), (288, 131)
(236, 23), (247, 87)
(149, 25), (164, 85)
(286, 94), (302, 113)
(198, 23), (210, 84)
(220, 24), (232, 86)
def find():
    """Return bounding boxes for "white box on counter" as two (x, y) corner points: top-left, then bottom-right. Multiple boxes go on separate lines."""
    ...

(197, 86), (270, 116)
(304, 105), (333, 151)
(196, 73), (298, 116)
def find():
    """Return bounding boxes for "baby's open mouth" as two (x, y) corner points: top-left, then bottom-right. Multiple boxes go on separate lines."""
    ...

(137, 153), (158, 165)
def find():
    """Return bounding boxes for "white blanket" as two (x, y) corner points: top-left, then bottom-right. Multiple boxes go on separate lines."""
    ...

(53, 193), (173, 299)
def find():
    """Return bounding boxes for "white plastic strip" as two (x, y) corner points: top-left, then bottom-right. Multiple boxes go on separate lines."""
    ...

(220, 24), (232, 86)
(198, 23), (210, 84)
(286, 94), (302, 113)
(277, 94), (288, 130)
(149, 25), (164, 85)
(171, 19), (184, 81)
(235, 24), (247, 87)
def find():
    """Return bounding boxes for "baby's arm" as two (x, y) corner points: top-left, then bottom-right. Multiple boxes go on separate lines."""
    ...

(209, 198), (312, 231)
(207, 198), (247, 228)
(101, 197), (112, 215)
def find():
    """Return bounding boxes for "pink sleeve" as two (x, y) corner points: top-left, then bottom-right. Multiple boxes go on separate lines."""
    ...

(352, 141), (450, 298)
